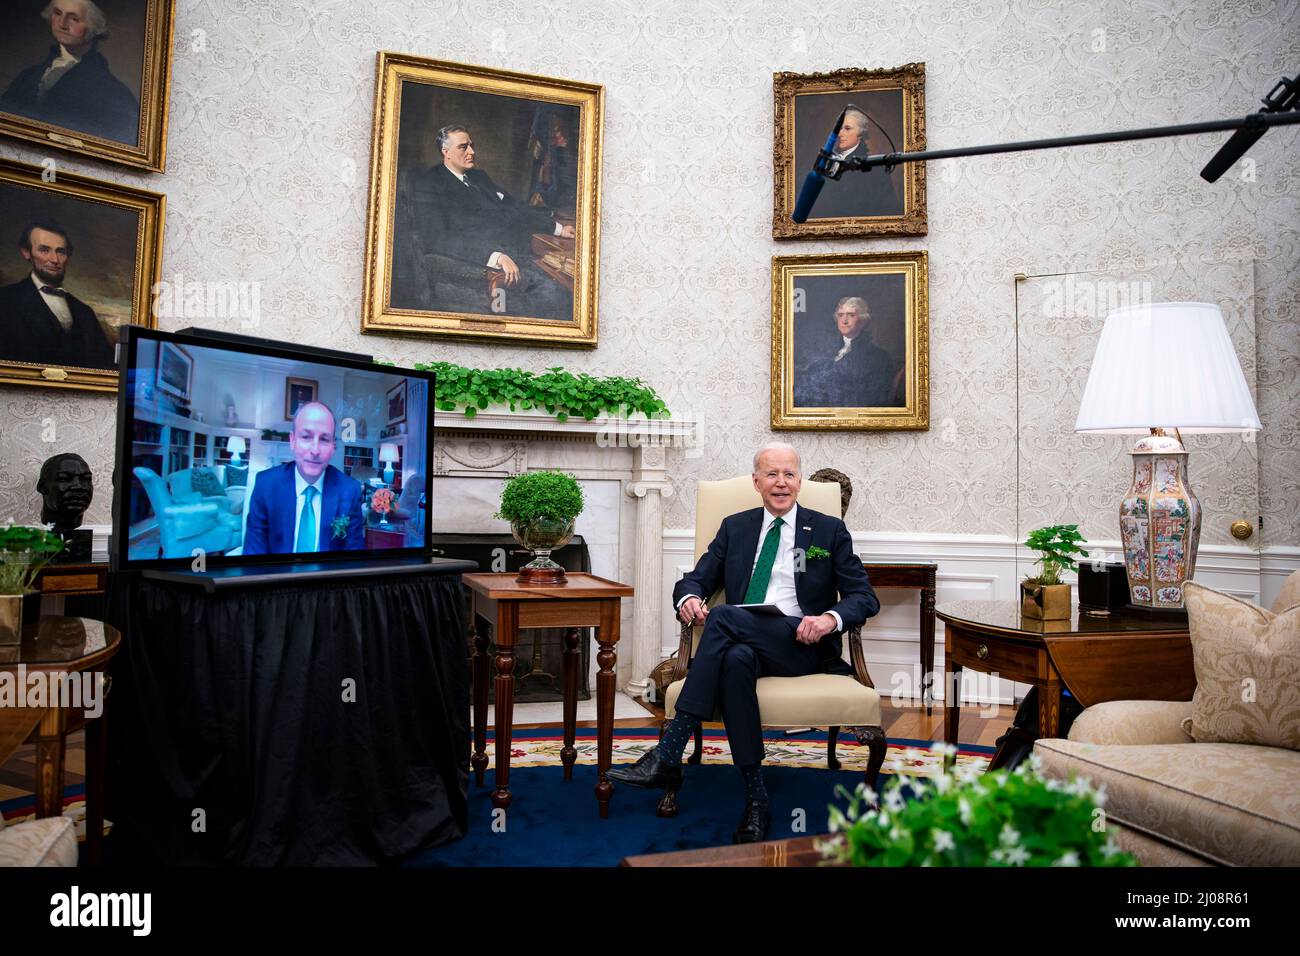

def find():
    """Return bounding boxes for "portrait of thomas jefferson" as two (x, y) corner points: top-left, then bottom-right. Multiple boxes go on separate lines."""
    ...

(791, 274), (908, 410)
(0, 0), (143, 145)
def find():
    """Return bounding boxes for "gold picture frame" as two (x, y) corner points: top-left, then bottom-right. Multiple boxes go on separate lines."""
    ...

(771, 251), (929, 430)
(361, 53), (604, 348)
(0, 0), (176, 173)
(0, 157), (164, 392)
(284, 377), (319, 421)
(772, 64), (927, 240)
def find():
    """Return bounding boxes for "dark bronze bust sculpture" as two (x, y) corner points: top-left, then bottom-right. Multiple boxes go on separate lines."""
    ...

(37, 453), (94, 558)
(810, 467), (853, 517)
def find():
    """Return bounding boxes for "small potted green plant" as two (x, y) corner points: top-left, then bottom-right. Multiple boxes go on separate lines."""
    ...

(0, 525), (65, 644)
(495, 471), (585, 585)
(1021, 524), (1089, 620)
(819, 750), (1136, 867)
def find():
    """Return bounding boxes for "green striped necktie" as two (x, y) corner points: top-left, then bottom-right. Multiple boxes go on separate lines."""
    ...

(743, 516), (784, 604)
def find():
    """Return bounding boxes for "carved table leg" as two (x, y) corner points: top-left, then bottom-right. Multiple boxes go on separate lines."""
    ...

(595, 600), (619, 818)
(472, 613), (490, 787)
(1038, 674), (1062, 740)
(944, 652), (962, 772)
(492, 603), (518, 811)
(921, 583), (936, 716)
(561, 627), (580, 780)
(33, 708), (66, 819)
(85, 695), (108, 865)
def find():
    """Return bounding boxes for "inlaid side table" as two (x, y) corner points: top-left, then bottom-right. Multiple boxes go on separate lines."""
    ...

(462, 573), (634, 819)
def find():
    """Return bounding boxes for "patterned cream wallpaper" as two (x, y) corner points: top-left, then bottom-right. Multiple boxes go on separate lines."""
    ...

(0, 0), (1296, 549)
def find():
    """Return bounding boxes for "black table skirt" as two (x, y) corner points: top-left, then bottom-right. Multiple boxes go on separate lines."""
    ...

(106, 571), (469, 865)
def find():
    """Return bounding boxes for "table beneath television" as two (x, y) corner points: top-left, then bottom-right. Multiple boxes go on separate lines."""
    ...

(105, 560), (475, 865)
(462, 572), (634, 819)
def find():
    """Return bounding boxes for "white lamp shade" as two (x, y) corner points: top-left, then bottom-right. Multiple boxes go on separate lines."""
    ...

(378, 442), (399, 464)
(226, 437), (247, 455)
(1074, 302), (1262, 434)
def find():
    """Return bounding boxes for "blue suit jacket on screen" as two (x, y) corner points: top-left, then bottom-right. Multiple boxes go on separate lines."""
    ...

(671, 505), (879, 672)
(243, 462), (365, 556)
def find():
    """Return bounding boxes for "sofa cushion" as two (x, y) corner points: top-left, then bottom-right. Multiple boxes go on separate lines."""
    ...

(1272, 569), (1300, 616)
(189, 467), (225, 498)
(1183, 581), (1300, 751)
(1068, 700), (1194, 746)
(665, 673), (880, 727)
(0, 815), (78, 866)
(1034, 738), (1300, 866)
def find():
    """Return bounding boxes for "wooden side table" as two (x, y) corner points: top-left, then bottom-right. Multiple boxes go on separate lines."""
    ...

(937, 600), (1193, 767)
(0, 616), (121, 864)
(862, 562), (937, 713)
(462, 572), (633, 818)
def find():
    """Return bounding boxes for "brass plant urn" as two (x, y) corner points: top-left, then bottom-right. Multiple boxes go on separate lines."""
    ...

(510, 517), (575, 586)
(1020, 582), (1071, 621)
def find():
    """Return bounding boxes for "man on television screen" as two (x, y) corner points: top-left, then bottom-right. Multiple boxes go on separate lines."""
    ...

(243, 401), (364, 555)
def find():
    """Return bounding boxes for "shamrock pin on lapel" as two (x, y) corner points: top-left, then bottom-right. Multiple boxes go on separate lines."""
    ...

(330, 515), (351, 541)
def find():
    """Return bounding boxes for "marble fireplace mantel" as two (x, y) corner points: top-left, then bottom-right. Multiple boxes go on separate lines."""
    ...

(432, 408), (697, 698)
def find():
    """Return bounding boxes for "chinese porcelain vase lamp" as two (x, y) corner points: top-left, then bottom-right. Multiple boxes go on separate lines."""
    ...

(1075, 303), (1261, 610)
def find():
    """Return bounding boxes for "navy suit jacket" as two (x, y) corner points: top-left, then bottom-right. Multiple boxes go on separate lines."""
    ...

(0, 43), (140, 144)
(0, 278), (115, 369)
(243, 463), (365, 556)
(671, 505), (879, 671)
(809, 142), (903, 219)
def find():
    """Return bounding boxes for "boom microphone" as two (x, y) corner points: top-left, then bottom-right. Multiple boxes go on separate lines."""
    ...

(791, 111), (846, 223)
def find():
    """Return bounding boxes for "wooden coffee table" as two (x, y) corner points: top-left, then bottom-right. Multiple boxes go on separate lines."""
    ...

(621, 834), (839, 867)
(463, 572), (634, 819)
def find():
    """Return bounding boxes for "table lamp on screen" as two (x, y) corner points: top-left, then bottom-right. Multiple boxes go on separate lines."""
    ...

(1074, 302), (1261, 610)
(227, 436), (246, 468)
(379, 442), (399, 486)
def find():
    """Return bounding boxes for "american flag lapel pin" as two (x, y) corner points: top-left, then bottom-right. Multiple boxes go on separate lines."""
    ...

(802, 526), (812, 531)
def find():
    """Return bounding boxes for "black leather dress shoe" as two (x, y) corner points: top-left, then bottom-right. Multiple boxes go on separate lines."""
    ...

(733, 800), (771, 844)
(606, 747), (683, 790)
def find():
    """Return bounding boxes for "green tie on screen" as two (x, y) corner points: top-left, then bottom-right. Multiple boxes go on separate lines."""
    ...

(743, 517), (784, 604)
(296, 485), (318, 553)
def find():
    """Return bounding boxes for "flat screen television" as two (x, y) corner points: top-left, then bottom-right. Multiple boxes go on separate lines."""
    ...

(112, 327), (434, 570)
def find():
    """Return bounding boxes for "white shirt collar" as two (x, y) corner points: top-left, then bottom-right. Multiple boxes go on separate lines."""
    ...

(761, 503), (797, 532)
(294, 467), (324, 497)
(31, 272), (62, 294)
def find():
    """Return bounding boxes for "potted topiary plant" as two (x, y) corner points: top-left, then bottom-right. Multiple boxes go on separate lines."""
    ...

(1021, 524), (1089, 620)
(819, 751), (1137, 867)
(495, 470), (585, 585)
(0, 525), (65, 644)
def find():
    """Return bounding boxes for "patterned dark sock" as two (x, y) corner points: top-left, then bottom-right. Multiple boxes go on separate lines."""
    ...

(739, 763), (768, 805)
(657, 711), (701, 767)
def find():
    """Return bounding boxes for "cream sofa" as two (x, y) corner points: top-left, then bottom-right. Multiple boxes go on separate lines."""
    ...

(0, 812), (78, 867)
(1035, 573), (1300, 866)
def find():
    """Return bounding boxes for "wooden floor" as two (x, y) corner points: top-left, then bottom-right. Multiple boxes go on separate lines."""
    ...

(0, 699), (1014, 811)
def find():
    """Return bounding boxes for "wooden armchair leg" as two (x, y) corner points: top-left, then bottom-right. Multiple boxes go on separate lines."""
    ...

(827, 726), (841, 771)
(861, 726), (887, 791)
(687, 725), (704, 765)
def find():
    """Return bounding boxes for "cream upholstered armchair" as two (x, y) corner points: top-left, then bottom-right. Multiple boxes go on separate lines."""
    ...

(659, 476), (887, 814)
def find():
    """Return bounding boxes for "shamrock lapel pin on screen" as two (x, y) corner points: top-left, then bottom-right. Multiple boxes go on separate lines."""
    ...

(805, 546), (830, 560)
